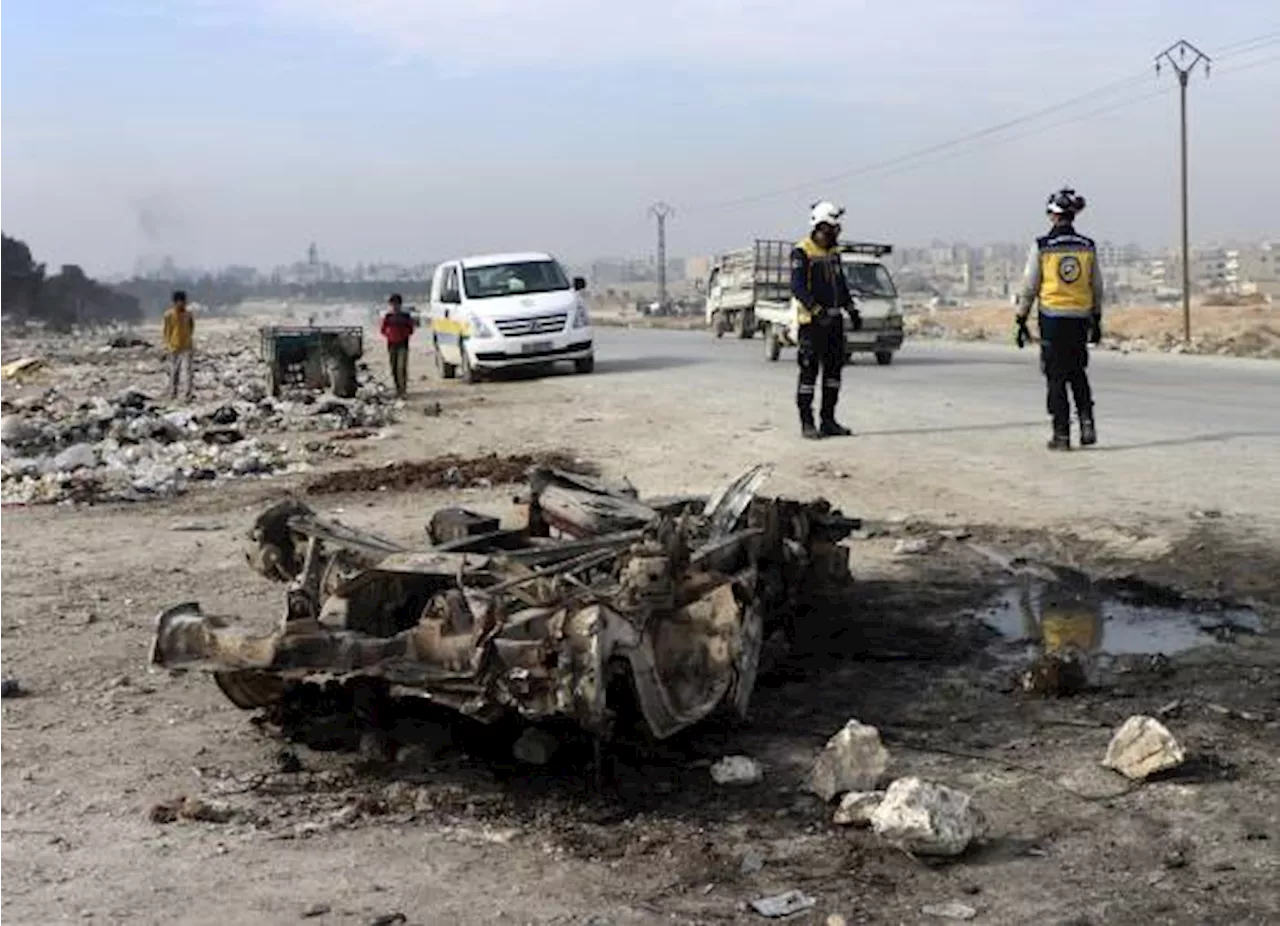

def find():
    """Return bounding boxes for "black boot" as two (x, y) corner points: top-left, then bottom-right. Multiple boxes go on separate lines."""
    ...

(800, 410), (821, 440)
(1079, 417), (1097, 446)
(1047, 428), (1071, 451)
(820, 419), (852, 437)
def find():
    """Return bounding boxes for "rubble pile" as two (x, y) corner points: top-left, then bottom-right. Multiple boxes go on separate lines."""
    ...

(1, 327), (399, 504)
(149, 465), (860, 751)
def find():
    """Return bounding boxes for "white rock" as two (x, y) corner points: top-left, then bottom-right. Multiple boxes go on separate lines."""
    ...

(810, 720), (889, 801)
(832, 790), (884, 826)
(1102, 715), (1185, 780)
(52, 443), (97, 472)
(893, 538), (930, 555)
(710, 755), (764, 786)
(921, 901), (977, 920)
(870, 777), (985, 857)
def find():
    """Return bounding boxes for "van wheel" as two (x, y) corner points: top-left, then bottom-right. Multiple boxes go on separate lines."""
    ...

(712, 312), (728, 339)
(434, 338), (457, 380)
(459, 345), (480, 384)
(574, 355), (595, 375)
(875, 350), (894, 366)
(764, 326), (782, 362)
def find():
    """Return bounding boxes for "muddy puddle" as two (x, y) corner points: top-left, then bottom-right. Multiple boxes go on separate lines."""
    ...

(979, 582), (1262, 657)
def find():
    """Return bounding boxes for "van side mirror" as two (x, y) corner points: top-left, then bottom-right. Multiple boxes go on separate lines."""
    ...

(573, 277), (587, 291)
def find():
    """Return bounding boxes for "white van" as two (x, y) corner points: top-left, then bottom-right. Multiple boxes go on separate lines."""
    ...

(427, 252), (594, 382)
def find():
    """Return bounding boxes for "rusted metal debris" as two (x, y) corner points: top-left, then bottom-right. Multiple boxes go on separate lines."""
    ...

(149, 465), (858, 743)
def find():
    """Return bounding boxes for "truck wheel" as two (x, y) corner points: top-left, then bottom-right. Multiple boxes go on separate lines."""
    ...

(712, 312), (728, 339)
(459, 344), (480, 384)
(875, 350), (894, 366)
(764, 326), (782, 362)
(434, 338), (457, 380)
(737, 308), (755, 339)
(327, 354), (358, 398)
(574, 354), (595, 375)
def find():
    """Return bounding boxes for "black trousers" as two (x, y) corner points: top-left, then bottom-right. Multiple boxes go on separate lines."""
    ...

(797, 315), (844, 423)
(1039, 314), (1093, 432)
(387, 342), (409, 396)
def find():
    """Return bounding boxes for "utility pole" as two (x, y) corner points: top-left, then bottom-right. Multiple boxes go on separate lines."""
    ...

(1156, 40), (1210, 344)
(649, 202), (674, 313)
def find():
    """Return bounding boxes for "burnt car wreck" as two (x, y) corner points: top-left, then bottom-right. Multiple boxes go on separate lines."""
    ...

(149, 465), (857, 749)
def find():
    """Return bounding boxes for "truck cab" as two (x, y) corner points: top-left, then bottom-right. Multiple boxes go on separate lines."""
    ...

(840, 244), (904, 365)
(427, 252), (594, 383)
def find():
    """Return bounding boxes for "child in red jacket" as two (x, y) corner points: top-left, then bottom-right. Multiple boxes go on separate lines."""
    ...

(380, 293), (415, 397)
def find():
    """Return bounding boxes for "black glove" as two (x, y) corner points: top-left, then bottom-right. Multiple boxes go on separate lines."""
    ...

(1015, 317), (1031, 349)
(847, 306), (862, 331)
(1089, 315), (1102, 345)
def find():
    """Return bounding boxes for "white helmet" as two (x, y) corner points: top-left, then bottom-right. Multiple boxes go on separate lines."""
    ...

(810, 200), (845, 229)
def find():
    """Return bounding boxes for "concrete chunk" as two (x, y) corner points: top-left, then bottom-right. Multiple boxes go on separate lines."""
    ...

(809, 719), (889, 801)
(1102, 715), (1185, 780)
(870, 777), (985, 857)
(832, 790), (884, 826)
(710, 755), (764, 786)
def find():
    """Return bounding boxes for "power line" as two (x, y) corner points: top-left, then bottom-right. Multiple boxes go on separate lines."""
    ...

(681, 30), (1280, 215)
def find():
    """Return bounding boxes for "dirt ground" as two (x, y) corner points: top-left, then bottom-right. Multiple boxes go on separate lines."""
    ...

(3, 324), (1279, 926)
(906, 302), (1280, 359)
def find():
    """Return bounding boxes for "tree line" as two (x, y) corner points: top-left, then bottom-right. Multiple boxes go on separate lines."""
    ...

(2, 234), (142, 330)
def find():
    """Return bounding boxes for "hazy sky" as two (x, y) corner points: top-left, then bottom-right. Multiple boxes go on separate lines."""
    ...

(3, 1), (1278, 274)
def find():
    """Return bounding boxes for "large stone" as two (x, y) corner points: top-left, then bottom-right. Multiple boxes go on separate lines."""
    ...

(1102, 715), (1185, 780)
(870, 777), (985, 857)
(832, 790), (884, 826)
(809, 719), (889, 801)
(52, 443), (97, 472)
(1, 415), (39, 445)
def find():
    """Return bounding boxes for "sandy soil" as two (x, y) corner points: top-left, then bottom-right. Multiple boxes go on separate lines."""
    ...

(3, 325), (1278, 926)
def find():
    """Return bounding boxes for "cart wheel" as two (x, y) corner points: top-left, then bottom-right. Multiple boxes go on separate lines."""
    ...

(327, 354), (358, 397)
(434, 338), (457, 380)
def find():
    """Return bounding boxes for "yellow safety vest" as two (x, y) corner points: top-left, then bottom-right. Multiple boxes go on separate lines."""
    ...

(1037, 231), (1097, 316)
(791, 237), (841, 325)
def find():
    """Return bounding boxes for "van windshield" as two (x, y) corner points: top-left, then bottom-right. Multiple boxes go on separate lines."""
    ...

(842, 261), (897, 298)
(462, 261), (570, 299)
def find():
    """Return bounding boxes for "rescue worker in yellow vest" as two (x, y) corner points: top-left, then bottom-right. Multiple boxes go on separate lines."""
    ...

(791, 201), (860, 439)
(1016, 187), (1104, 450)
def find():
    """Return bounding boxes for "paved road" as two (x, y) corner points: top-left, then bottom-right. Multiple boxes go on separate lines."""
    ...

(574, 327), (1280, 539)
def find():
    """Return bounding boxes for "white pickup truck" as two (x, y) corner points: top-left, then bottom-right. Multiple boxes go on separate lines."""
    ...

(426, 252), (595, 383)
(704, 240), (904, 365)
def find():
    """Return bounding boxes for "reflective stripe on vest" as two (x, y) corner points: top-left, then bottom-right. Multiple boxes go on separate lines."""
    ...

(1038, 238), (1096, 315)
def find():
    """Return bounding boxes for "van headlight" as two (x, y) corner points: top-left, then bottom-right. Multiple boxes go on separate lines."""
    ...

(467, 314), (495, 338)
(572, 302), (590, 328)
